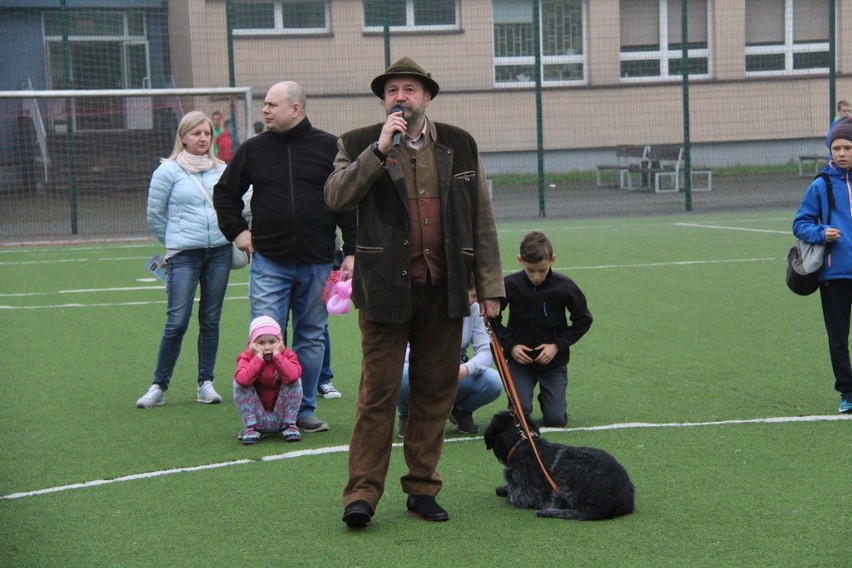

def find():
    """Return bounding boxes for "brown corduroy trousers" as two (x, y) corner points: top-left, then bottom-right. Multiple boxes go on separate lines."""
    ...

(342, 286), (463, 512)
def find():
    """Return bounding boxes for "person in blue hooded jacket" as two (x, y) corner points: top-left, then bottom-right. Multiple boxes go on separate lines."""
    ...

(793, 117), (852, 413)
(137, 111), (230, 409)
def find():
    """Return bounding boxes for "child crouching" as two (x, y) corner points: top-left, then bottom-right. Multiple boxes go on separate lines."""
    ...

(234, 316), (303, 444)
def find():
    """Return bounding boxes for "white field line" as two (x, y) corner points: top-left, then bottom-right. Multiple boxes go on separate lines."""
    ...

(565, 257), (775, 271)
(0, 256), (773, 310)
(0, 221), (784, 306)
(0, 281), (248, 297)
(0, 282), (249, 309)
(0, 294), (249, 310)
(0, 255), (154, 266)
(497, 217), (794, 234)
(675, 222), (790, 235)
(3, 414), (849, 501)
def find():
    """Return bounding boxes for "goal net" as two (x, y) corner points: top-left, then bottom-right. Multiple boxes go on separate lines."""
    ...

(0, 87), (252, 242)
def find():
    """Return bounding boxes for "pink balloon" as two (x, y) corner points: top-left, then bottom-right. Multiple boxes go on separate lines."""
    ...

(326, 278), (352, 315)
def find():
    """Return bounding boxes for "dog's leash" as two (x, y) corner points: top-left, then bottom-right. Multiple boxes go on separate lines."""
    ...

(486, 319), (560, 494)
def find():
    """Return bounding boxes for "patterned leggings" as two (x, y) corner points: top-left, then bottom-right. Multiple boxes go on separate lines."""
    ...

(232, 381), (302, 433)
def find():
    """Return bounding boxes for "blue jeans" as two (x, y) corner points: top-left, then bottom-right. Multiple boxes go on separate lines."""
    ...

(152, 245), (231, 390)
(397, 363), (503, 417)
(249, 252), (330, 418)
(318, 324), (334, 389)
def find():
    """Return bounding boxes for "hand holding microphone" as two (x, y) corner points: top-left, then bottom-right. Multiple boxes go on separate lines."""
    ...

(391, 104), (405, 147)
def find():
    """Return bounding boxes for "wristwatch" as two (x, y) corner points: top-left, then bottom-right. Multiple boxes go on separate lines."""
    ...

(370, 141), (387, 165)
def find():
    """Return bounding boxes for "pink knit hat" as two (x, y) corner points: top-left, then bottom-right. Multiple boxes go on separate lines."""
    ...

(248, 315), (282, 344)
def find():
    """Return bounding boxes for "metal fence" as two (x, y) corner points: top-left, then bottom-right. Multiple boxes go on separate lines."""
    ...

(0, 0), (846, 242)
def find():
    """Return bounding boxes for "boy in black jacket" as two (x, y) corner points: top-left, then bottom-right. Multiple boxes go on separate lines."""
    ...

(496, 231), (592, 426)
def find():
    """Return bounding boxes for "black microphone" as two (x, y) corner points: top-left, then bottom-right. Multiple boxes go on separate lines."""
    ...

(391, 104), (404, 147)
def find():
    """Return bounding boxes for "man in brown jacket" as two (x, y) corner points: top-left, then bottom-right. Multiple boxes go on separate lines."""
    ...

(325, 57), (504, 528)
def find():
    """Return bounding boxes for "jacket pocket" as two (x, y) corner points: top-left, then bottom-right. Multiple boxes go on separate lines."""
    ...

(461, 247), (474, 276)
(453, 170), (476, 182)
(355, 245), (386, 280)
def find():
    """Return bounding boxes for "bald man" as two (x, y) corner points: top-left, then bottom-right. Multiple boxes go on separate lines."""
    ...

(214, 82), (356, 434)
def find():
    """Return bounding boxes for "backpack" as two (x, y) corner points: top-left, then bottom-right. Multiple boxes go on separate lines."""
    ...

(786, 173), (834, 296)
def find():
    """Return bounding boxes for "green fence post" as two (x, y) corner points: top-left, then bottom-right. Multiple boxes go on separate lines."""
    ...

(829, 0), (836, 123)
(383, 0), (391, 68)
(61, 0), (78, 234)
(225, 0), (240, 150)
(681, 0), (692, 212)
(533, 0), (545, 217)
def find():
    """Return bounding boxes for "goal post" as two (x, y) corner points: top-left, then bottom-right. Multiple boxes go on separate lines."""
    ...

(0, 87), (253, 140)
(0, 87), (252, 241)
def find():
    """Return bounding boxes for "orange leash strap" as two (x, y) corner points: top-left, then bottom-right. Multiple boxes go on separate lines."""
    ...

(486, 320), (560, 494)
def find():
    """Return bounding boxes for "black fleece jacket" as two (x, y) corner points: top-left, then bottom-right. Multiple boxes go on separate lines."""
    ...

(496, 268), (593, 372)
(214, 118), (355, 265)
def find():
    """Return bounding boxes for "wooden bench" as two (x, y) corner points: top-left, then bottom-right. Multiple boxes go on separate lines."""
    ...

(621, 145), (713, 193)
(797, 155), (827, 177)
(595, 145), (649, 188)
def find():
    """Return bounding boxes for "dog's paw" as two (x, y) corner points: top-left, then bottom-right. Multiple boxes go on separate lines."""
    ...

(495, 485), (508, 498)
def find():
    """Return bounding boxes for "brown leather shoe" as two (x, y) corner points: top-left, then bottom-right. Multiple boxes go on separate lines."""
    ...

(342, 500), (373, 528)
(406, 495), (449, 522)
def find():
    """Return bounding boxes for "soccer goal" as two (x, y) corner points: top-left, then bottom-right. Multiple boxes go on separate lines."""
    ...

(0, 87), (252, 241)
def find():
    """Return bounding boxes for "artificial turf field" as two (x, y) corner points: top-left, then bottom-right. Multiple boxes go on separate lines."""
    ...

(1, 211), (849, 567)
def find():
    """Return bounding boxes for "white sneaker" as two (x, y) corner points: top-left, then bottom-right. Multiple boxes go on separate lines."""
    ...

(136, 385), (164, 408)
(197, 380), (222, 404)
(319, 383), (342, 399)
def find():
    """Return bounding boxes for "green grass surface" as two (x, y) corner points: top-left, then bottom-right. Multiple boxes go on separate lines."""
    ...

(1, 211), (849, 567)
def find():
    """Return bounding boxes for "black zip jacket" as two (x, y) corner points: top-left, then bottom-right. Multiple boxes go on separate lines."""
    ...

(214, 118), (355, 264)
(496, 268), (593, 371)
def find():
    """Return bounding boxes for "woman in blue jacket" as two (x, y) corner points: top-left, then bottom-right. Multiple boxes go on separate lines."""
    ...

(137, 111), (230, 408)
(793, 118), (852, 414)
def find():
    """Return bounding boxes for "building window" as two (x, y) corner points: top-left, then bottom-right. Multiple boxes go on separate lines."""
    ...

(232, 1), (330, 36)
(619, 0), (709, 81)
(493, 0), (586, 86)
(363, 0), (459, 32)
(43, 10), (151, 130)
(745, 0), (829, 75)
(43, 10), (145, 37)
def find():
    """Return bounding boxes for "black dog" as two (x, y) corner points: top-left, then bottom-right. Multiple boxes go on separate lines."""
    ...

(483, 410), (635, 520)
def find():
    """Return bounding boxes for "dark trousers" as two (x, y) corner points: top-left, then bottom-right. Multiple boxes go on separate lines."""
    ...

(819, 279), (852, 394)
(343, 286), (462, 511)
(507, 361), (568, 427)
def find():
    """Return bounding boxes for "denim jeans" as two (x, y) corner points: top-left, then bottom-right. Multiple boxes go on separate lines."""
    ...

(249, 252), (331, 418)
(397, 364), (503, 417)
(318, 324), (334, 389)
(152, 245), (231, 390)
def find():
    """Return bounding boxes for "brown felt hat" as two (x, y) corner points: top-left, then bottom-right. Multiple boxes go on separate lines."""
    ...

(370, 56), (440, 99)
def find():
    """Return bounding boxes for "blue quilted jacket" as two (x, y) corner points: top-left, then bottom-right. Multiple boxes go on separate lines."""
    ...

(147, 160), (228, 251)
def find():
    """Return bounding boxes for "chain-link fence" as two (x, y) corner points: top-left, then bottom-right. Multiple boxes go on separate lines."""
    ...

(0, 0), (848, 242)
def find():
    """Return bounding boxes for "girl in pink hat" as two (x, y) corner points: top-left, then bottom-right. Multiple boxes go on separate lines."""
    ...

(233, 316), (303, 443)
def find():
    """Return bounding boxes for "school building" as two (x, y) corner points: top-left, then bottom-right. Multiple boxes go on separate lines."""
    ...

(1, 0), (851, 174)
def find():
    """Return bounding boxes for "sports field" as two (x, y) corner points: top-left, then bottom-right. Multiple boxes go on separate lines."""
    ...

(1, 211), (849, 567)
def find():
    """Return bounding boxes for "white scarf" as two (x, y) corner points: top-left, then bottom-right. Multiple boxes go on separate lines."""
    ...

(175, 150), (214, 173)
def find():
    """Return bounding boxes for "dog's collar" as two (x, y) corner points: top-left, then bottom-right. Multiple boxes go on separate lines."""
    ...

(505, 432), (540, 465)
